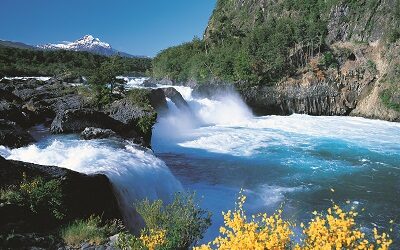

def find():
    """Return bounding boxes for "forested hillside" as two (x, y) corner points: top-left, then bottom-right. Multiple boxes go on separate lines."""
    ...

(153, 0), (400, 120)
(0, 46), (152, 78)
(154, 0), (399, 85)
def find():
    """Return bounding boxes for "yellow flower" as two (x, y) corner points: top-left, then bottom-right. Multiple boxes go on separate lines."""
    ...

(194, 195), (392, 250)
(140, 229), (166, 250)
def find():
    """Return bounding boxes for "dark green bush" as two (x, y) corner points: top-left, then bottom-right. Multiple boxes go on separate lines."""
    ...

(117, 192), (212, 250)
(126, 89), (153, 109)
(0, 173), (64, 220)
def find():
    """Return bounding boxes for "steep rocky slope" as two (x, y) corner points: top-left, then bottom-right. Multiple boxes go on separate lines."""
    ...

(154, 0), (400, 121)
(210, 0), (400, 121)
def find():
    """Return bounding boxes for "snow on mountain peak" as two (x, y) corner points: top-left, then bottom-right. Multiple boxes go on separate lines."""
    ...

(37, 35), (126, 57)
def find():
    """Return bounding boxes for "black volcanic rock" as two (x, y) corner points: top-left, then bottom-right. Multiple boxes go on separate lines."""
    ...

(0, 77), (87, 123)
(162, 87), (189, 111)
(0, 119), (35, 148)
(0, 155), (122, 233)
(50, 108), (124, 134)
(106, 95), (157, 146)
(149, 88), (168, 111)
(81, 127), (118, 140)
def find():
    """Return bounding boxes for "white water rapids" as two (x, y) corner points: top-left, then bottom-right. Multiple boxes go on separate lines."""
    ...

(1, 77), (399, 244)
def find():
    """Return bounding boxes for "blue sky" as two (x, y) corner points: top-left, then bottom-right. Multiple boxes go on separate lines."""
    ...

(0, 0), (216, 57)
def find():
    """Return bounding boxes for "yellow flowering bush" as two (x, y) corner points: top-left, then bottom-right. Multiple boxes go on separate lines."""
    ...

(195, 192), (393, 250)
(0, 172), (64, 220)
(296, 204), (392, 250)
(140, 229), (167, 250)
(194, 192), (293, 250)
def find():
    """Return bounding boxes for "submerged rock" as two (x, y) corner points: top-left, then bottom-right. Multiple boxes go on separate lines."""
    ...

(81, 127), (118, 140)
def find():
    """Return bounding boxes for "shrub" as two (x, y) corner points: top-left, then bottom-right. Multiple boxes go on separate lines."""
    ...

(194, 192), (393, 250)
(366, 59), (377, 75)
(319, 51), (338, 69)
(0, 173), (64, 220)
(126, 89), (153, 109)
(380, 88), (400, 112)
(61, 216), (122, 247)
(117, 192), (212, 250)
(137, 113), (157, 137)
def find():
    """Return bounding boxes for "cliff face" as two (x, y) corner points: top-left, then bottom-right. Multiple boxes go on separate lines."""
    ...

(205, 0), (400, 121)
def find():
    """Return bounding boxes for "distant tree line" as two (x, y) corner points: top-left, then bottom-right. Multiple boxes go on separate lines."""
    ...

(0, 45), (152, 78)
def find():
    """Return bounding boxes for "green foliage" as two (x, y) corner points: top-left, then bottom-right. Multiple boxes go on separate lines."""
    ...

(137, 113), (157, 138)
(380, 63), (400, 111)
(366, 60), (377, 75)
(126, 89), (153, 109)
(153, 0), (392, 86)
(88, 56), (125, 108)
(153, 0), (334, 85)
(0, 173), (64, 220)
(0, 46), (151, 78)
(117, 192), (212, 250)
(386, 0), (400, 43)
(61, 216), (122, 247)
(319, 51), (338, 69)
(137, 192), (211, 249)
(380, 88), (400, 112)
(116, 232), (147, 250)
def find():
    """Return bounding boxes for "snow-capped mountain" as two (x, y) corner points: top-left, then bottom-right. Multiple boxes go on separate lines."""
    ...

(37, 35), (134, 57)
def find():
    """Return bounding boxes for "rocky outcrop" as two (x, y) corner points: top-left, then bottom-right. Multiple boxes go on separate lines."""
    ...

(149, 88), (168, 111)
(50, 108), (124, 134)
(0, 155), (122, 249)
(0, 155), (122, 231)
(81, 127), (118, 140)
(0, 89), (36, 127)
(162, 87), (189, 111)
(0, 77), (87, 124)
(106, 92), (158, 146)
(0, 77), (162, 147)
(239, 40), (400, 121)
(0, 119), (35, 148)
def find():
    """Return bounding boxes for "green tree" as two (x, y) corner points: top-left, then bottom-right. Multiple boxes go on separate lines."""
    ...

(88, 55), (124, 107)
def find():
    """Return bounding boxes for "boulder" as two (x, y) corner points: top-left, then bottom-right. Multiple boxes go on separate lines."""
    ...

(50, 109), (123, 134)
(162, 87), (189, 111)
(107, 97), (157, 146)
(0, 89), (36, 127)
(149, 88), (168, 111)
(0, 155), (122, 233)
(108, 98), (152, 125)
(0, 119), (35, 148)
(81, 127), (118, 140)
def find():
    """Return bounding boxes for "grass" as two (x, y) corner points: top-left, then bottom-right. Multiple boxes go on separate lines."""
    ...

(61, 216), (122, 247)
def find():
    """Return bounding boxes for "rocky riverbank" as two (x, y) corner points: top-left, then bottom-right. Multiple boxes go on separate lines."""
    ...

(238, 42), (400, 122)
(0, 155), (121, 249)
(0, 76), (189, 249)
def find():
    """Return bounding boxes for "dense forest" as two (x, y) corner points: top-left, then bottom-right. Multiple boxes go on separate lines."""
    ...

(153, 0), (400, 86)
(0, 45), (152, 78)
